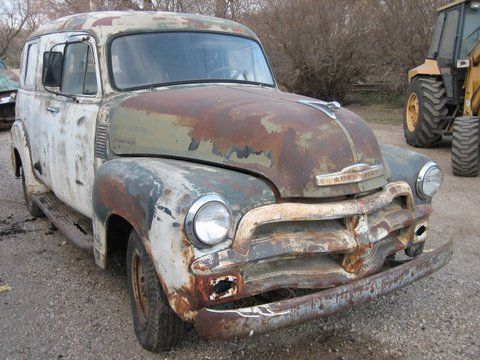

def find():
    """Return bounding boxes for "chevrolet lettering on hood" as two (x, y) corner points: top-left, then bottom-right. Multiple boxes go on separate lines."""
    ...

(315, 163), (386, 187)
(11, 11), (451, 352)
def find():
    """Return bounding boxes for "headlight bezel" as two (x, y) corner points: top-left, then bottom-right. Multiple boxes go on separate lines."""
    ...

(416, 161), (443, 199)
(185, 194), (232, 248)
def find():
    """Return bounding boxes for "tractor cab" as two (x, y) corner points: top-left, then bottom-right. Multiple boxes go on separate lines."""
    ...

(425, 0), (480, 106)
(404, 0), (480, 177)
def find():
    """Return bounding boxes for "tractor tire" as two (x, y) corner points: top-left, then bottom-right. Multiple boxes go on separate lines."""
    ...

(403, 77), (448, 148)
(127, 230), (188, 352)
(452, 117), (480, 177)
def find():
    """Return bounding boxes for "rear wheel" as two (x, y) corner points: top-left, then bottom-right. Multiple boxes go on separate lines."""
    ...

(403, 77), (448, 148)
(20, 167), (44, 218)
(127, 230), (187, 352)
(452, 117), (480, 177)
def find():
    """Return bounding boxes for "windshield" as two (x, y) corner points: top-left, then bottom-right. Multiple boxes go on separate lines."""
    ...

(110, 32), (275, 90)
(460, 5), (480, 57)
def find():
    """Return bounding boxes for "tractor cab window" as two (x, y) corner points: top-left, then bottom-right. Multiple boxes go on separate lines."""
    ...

(459, 5), (480, 58)
(438, 9), (460, 61)
(427, 12), (445, 59)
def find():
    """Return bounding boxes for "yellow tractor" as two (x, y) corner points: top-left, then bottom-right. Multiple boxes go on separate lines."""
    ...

(404, 0), (480, 176)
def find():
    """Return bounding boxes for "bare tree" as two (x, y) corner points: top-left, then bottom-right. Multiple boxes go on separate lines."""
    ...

(0, 0), (33, 59)
(367, 0), (449, 92)
(249, 0), (374, 101)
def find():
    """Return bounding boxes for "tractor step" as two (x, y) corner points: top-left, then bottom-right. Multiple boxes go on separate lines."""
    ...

(32, 192), (94, 252)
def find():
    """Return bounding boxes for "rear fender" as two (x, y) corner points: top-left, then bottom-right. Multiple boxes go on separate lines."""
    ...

(10, 121), (49, 197)
(408, 59), (441, 82)
(92, 157), (275, 321)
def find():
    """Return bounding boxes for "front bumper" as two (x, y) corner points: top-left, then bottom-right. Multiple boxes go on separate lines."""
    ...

(195, 239), (452, 340)
(192, 181), (432, 306)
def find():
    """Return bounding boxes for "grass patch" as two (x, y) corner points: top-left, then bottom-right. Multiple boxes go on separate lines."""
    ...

(345, 90), (404, 108)
(344, 90), (404, 125)
(347, 103), (404, 125)
(358, 113), (403, 125)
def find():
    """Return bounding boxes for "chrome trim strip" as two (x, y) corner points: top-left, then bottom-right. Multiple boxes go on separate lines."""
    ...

(315, 163), (385, 187)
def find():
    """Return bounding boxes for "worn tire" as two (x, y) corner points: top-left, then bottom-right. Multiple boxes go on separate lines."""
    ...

(20, 167), (44, 218)
(403, 77), (448, 148)
(126, 230), (187, 352)
(452, 117), (480, 177)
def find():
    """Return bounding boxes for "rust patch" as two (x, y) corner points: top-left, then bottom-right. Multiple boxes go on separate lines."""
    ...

(197, 272), (245, 307)
(95, 175), (148, 239)
(91, 16), (120, 27)
(342, 243), (371, 273)
(168, 284), (198, 321)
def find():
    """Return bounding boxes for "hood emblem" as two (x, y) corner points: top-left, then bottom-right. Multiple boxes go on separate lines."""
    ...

(298, 99), (341, 119)
(316, 163), (385, 187)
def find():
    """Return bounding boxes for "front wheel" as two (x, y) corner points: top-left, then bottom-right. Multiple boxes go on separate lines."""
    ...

(403, 77), (448, 148)
(127, 230), (187, 352)
(452, 117), (480, 177)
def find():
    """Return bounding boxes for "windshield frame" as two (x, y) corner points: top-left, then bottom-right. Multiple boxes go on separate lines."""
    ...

(106, 30), (277, 92)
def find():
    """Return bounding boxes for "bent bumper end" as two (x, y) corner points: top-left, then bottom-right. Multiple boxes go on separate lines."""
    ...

(195, 240), (453, 340)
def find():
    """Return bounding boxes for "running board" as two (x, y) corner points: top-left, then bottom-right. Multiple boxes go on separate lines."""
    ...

(32, 193), (94, 252)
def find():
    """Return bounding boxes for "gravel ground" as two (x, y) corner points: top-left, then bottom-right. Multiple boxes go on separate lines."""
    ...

(1, 123), (479, 360)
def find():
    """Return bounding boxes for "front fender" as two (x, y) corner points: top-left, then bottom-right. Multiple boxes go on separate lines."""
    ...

(381, 144), (434, 204)
(92, 157), (275, 321)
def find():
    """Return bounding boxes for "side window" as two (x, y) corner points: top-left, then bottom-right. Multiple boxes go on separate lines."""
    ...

(61, 42), (97, 95)
(427, 13), (445, 59)
(24, 42), (39, 88)
(438, 9), (460, 60)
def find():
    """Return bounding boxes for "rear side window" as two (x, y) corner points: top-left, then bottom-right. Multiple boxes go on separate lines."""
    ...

(24, 43), (39, 88)
(61, 42), (97, 95)
(427, 13), (445, 59)
(438, 9), (460, 60)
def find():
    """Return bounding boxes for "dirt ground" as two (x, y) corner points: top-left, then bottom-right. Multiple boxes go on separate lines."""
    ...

(1, 119), (479, 360)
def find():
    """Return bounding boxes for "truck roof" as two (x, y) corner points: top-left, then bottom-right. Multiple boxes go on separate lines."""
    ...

(438, 0), (471, 12)
(28, 11), (257, 43)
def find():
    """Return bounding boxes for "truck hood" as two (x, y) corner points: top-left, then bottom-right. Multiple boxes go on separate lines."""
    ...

(0, 69), (19, 93)
(108, 85), (387, 198)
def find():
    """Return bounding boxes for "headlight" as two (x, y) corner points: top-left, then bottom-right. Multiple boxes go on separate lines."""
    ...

(185, 194), (232, 248)
(416, 161), (443, 199)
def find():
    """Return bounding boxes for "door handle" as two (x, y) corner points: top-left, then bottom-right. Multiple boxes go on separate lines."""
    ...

(45, 106), (60, 113)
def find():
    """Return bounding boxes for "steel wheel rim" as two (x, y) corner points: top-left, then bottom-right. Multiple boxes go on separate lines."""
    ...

(406, 93), (420, 132)
(131, 250), (149, 324)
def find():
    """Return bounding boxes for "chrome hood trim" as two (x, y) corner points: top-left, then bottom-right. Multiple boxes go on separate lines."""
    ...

(315, 164), (386, 187)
